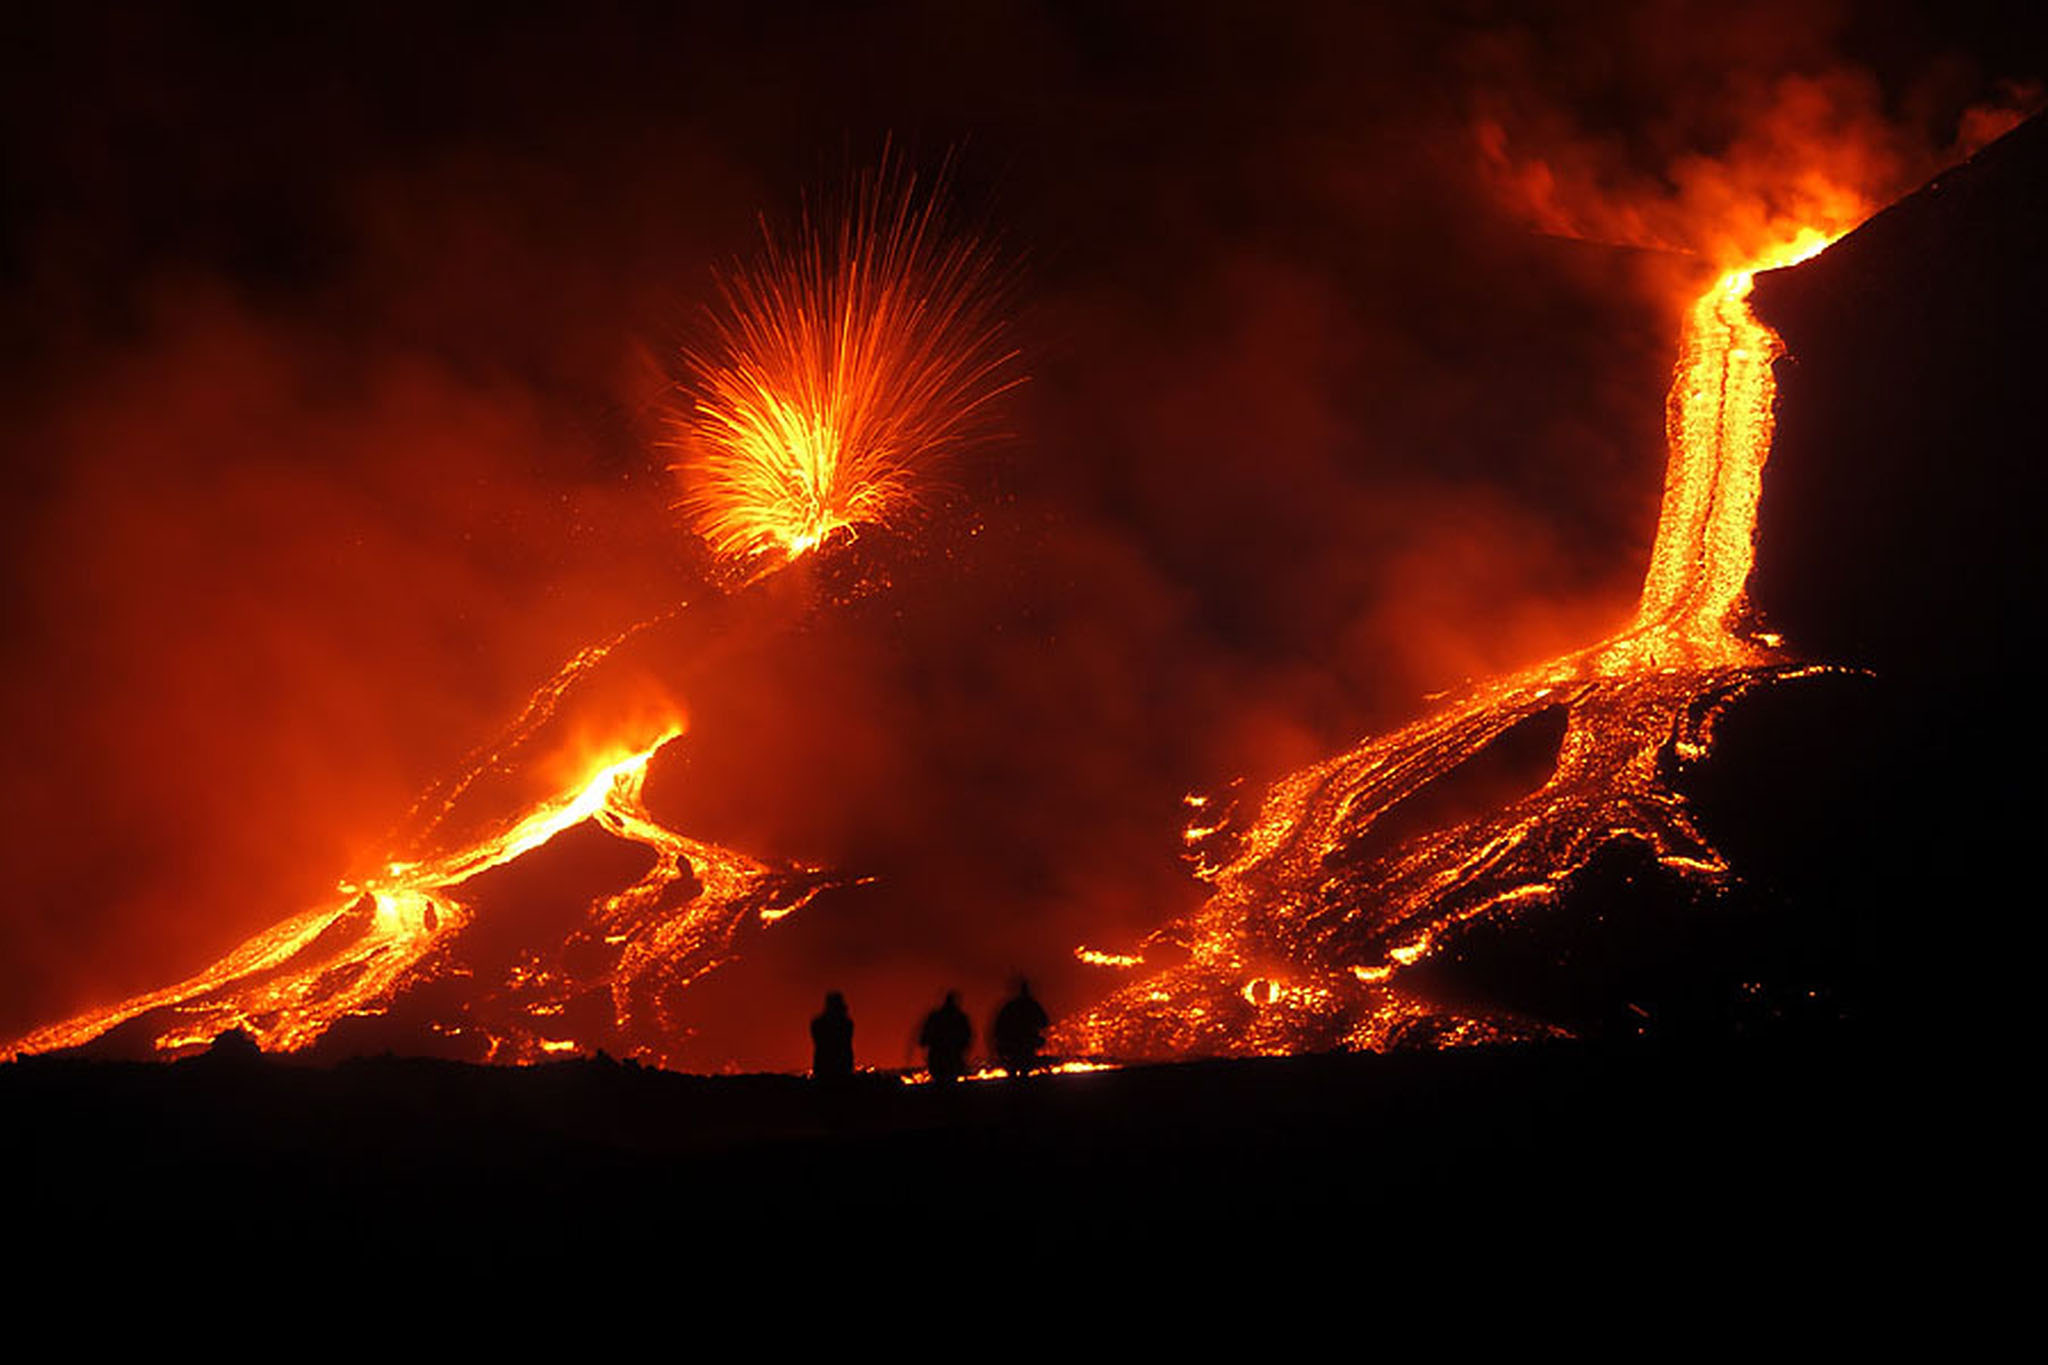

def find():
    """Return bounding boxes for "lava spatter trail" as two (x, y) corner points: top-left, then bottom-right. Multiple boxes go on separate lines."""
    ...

(1060, 243), (1842, 1062)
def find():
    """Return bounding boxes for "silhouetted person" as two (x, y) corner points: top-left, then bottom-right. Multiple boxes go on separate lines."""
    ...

(810, 991), (855, 1082)
(918, 991), (973, 1084)
(202, 1028), (263, 1066)
(992, 978), (1051, 1077)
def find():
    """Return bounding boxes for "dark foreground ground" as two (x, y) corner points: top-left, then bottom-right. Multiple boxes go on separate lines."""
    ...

(1, 1027), (1975, 1269)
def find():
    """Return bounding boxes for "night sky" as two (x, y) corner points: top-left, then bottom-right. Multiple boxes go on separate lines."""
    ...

(2, 1), (2040, 1067)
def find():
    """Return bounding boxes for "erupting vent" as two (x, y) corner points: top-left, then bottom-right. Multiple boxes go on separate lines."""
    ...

(0, 172), (1027, 1066)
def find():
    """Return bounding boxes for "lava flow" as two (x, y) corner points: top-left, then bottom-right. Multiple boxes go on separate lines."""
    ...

(1058, 229), (1856, 1061)
(2, 624), (845, 1067)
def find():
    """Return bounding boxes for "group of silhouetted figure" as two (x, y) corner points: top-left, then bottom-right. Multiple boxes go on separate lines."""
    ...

(809, 980), (1051, 1083)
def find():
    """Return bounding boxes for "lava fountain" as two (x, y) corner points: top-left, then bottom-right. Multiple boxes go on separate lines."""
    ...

(672, 166), (1019, 575)
(1058, 217), (1876, 1060)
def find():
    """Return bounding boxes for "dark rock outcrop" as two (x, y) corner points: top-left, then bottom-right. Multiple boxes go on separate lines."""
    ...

(1693, 113), (2048, 1041)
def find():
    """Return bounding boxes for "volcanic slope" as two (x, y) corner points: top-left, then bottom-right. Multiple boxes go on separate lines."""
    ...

(1059, 115), (2048, 1061)
(3, 621), (850, 1069)
(1700, 111), (2048, 1038)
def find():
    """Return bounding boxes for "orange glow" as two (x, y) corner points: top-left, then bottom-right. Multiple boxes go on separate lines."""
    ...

(899, 1059), (1115, 1086)
(1058, 216), (1855, 1062)
(1474, 71), (1888, 275)
(5, 632), (842, 1066)
(672, 172), (1018, 573)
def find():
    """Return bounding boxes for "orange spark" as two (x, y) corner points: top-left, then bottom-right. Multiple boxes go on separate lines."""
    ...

(1075, 946), (1144, 969)
(672, 168), (1018, 573)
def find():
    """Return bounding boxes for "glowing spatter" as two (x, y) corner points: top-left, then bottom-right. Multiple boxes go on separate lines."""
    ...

(674, 172), (1017, 574)
(1060, 245), (1841, 1062)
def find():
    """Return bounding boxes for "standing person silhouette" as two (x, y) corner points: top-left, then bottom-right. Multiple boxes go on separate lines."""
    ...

(810, 991), (855, 1082)
(992, 978), (1051, 1077)
(918, 991), (973, 1084)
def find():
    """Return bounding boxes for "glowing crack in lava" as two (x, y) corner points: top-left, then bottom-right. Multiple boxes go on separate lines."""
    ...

(1058, 233), (1850, 1061)
(672, 171), (1018, 573)
(4, 621), (846, 1067)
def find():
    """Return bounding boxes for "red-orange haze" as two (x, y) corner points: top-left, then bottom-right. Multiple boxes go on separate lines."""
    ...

(1061, 49), (2043, 1059)
(0, 3), (2039, 1070)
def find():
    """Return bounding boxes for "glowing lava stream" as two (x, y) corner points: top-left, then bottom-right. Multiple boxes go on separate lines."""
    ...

(1060, 241), (1840, 1061)
(4, 633), (845, 1066)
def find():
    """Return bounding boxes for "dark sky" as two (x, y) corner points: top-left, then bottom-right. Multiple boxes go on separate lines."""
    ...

(1, 1), (2040, 1066)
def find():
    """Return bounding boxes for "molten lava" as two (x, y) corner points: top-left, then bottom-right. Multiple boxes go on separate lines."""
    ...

(4, 623), (845, 1066)
(1058, 233), (1849, 1061)
(673, 172), (1017, 572)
